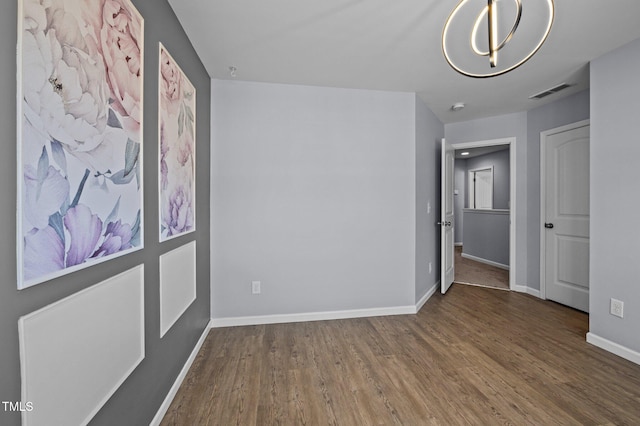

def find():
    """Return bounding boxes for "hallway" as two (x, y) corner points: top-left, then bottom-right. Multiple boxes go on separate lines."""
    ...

(454, 246), (509, 290)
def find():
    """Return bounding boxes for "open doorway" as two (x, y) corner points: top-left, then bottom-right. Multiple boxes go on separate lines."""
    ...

(448, 138), (516, 291)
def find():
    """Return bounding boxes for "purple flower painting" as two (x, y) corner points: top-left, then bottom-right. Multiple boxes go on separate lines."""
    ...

(158, 44), (196, 241)
(18, 0), (144, 289)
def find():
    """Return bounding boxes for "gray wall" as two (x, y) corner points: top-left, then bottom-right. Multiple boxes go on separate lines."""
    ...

(526, 90), (590, 290)
(0, 2), (211, 425)
(463, 210), (510, 266)
(211, 80), (418, 318)
(590, 38), (640, 353)
(415, 96), (444, 302)
(445, 112), (527, 286)
(465, 148), (510, 209)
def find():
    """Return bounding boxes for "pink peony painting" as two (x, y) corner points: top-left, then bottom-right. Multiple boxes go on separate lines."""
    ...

(158, 44), (196, 241)
(17, 0), (144, 288)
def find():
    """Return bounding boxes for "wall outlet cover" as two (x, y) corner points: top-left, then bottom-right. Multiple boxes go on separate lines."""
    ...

(610, 298), (624, 318)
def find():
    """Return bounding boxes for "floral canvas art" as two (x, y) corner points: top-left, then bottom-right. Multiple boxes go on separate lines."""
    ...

(159, 44), (196, 241)
(17, 0), (144, 289)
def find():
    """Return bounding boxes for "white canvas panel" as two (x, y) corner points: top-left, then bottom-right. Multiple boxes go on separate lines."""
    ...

(19, 265), (145, 426)
(160, 241), (196, 337)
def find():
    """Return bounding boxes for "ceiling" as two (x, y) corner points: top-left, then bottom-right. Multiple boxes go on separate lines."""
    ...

(455, 144), (508, 159)
(168, 0), (640, 124)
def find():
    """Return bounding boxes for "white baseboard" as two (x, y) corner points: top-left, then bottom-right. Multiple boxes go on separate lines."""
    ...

(211, 304), (419, 328)
(512, 285), (542, 298)
(526, 287), (541, 298)
(461, 252), (509, 270)
(456, 281), (510, 291)
(512, 284), (527, 293)
(150, 320), (212, 426)
(416, 281), (439, 312)
(586, 332), (640, 366)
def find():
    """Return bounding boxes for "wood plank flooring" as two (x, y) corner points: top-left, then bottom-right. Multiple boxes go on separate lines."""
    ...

(455, 246), (509, 290)
(161, 284), (640, 425)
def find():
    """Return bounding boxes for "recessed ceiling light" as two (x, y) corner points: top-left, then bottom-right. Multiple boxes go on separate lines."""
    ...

(452, 102), (465, 111)
(461, 151), (470, 156)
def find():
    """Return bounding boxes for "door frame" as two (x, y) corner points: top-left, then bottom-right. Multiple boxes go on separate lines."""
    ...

(441, 139), (455, 294)
(450, 137), (516, 291)
(539, 119), (590, 300)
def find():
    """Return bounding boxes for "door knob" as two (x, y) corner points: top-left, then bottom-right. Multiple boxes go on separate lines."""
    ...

(544, 223), (554, 229)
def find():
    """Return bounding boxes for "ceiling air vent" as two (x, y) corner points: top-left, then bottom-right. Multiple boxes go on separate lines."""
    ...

(529, 83), (572, 100)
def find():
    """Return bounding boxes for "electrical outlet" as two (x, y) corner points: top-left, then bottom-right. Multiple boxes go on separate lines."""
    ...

(429, 262), (432, 274)
(252, 281), (261, 295)
(610, 298), (624, 318)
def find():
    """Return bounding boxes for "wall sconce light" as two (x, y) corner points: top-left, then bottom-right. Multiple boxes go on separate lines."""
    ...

(442, 0), (554, 78)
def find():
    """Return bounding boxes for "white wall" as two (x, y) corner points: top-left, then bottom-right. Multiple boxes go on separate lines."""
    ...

(211, 80), (418, 319)
(589, 38), (640, 356)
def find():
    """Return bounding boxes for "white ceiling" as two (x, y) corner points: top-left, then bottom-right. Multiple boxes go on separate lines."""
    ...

(455, 144), (509, 159)
(168, 0), (640, 123)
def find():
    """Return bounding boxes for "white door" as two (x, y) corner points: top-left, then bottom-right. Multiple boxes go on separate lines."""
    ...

(441, 139), (455, 294)
(542, 123), (590, 312)
(468, 167), (494, 209)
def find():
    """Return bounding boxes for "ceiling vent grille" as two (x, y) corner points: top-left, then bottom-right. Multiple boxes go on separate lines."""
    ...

(529, 83), (572, 100)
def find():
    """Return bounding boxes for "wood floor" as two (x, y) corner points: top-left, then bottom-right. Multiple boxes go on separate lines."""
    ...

(161, 284), (640, 425)
(454, 246), (509, 290)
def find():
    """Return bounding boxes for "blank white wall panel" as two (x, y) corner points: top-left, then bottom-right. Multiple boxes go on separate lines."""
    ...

(18, 265), (145, 426)
(160, 241), (196, 337)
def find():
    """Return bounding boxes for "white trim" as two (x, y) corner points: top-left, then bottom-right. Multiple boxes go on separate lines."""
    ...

(539, 119), (590, 300)
(19, 266), (145, 426)
(512, 284), (528, 293)
(159, 242), (197, 337)
(461, 252), (509, 270)
(212, 305), (418, 328)
(454, 242), (463, 247)
(525, 287), (541, 298)
(211, 281), (440, 328)
(451, 137), (516, 291)
(586, 332), (640, 366)
(455, 281), (509, 291)
(512, 284), (542, 299)
(416, 281), (439, 312)
(150, 320), (213, 426)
